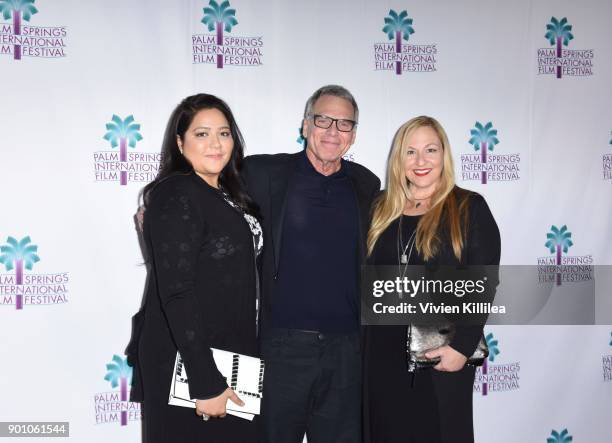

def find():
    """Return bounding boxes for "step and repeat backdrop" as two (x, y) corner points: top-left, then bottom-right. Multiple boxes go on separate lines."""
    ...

(1, 0), (611, 441)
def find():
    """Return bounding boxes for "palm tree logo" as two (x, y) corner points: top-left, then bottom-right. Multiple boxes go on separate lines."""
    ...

(485, 332), (500, 362)
(0, 236), (39, 310)
(297, 128), (305, 147)
(202, 0), (238, 69)
(469, 121), (499, 184)
(104, 355), (133, 426)
(103, 115), (143, 186)
(382, 9), (414, 75)
(0, 0), (38, 60)
(545, 225), (573, 286)
(547, 428), (573, 443)
(480, 332), (500, 396)
(545, 17), (573, 79)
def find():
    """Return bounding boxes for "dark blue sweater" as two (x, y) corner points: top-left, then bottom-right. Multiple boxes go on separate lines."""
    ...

(271, 152), (359, 332)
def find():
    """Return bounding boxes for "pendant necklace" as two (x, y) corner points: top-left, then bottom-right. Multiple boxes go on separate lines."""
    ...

(397, 215), (416, 298)
(397, 214), (416, 265)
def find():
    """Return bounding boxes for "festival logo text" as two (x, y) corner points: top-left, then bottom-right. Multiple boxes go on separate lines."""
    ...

(192, 0), (263, 67)
(93, 114), (160, 185)
(473, 332), (520, 395)
(461, 121), (520, 184)
(603, 131), (612, 183)
(94, 355), (141, 426)
(602, 331), (612, 382)
(374, 9), (437, 75)
(0, 235), (69, 309)
(537, 225), (593, 286)
(0, 0), (67, 60)
(537, 16), (593, 78)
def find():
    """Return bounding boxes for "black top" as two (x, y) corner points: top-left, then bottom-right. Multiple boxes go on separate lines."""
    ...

(136, 173), (259, 401)
(368, 187), (501, 356)
(271, 152), (359, 332)
(369, 214), (422, 266)
(243, 151), (381, 332)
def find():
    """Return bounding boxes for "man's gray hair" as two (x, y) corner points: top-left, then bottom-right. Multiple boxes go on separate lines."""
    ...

(303, 85), (359, 123)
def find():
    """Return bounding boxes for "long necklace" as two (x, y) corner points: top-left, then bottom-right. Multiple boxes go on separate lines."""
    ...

(397, 214), (417, 279)
(396, 215), (417, 298)
(397, 214), (417, 265)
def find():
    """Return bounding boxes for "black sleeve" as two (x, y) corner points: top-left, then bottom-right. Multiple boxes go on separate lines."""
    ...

(450, 194), (501, 358)
(371, 179), (382, 205)
(242, 155), (264, 201)
(372, 175), (382, 195)
(147, 182), (227, 399)
(366, 174), (382, 218)
(242, 155), (252, 183)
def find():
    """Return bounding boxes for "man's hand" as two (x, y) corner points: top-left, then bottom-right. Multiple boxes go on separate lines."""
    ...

(425, 345), (468, 372)
(195, 388), (245, 418)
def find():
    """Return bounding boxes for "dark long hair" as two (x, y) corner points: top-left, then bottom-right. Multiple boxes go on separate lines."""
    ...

(142, 93), (259, 218)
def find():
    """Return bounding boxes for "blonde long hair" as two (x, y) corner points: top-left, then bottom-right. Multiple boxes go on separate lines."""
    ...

(367, 116), (469, 261)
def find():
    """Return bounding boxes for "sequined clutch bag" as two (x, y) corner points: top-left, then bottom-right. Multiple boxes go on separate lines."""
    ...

(407, 324), (488, 371)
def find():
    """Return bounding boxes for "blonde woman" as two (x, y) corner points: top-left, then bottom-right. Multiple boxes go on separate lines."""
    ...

(363, 116), (500, 443)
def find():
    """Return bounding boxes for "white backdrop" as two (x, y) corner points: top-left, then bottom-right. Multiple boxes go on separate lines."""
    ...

(1, 0), (611, 441)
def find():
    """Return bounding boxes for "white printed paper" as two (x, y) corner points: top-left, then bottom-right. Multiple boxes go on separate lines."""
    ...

(168, 348), (264, 421)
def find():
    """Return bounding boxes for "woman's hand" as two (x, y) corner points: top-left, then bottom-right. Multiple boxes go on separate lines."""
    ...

(425, 345), (468, 372)
(195, 388), (245, 418)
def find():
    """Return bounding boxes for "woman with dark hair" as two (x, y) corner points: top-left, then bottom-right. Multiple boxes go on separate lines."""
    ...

(132, 94), (262, 442)
(363, 116), (500, 443)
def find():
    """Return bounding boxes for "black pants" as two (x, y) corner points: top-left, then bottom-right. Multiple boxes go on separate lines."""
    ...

(365, 326), (476, 443)
(260, 328), (361, 443)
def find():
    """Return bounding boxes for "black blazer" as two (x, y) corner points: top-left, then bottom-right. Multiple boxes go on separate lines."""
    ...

(243, 152), (381, 331)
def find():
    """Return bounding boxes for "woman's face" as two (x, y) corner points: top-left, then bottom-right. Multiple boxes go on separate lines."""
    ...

(178, 108), (234, 187)
(403, 125), (444, 195)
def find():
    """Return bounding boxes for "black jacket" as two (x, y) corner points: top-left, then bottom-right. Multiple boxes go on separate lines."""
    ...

(243, 152), (381, 332)
(132, 173), (259, 402)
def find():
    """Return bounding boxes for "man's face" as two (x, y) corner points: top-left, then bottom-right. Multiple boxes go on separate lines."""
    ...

(302, 95), (356, 165)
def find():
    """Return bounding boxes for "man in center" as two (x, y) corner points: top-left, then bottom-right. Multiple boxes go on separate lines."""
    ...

(244, 85), (380, 442)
